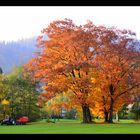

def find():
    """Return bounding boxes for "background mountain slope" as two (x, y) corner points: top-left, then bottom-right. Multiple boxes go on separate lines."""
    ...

(0, 37), (40, 74)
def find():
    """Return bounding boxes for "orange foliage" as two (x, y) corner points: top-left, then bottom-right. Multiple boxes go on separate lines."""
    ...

(24, 18), (140, 123)
(92, 30), (140, 122)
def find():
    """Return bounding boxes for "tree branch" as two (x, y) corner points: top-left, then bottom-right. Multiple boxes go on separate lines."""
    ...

(114, 84), (139, 100)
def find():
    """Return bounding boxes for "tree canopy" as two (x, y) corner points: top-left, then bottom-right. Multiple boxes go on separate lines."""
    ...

(24, 19), (140, 123)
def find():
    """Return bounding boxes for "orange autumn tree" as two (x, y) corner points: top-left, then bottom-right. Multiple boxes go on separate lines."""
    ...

(94, 29), (140, 123)
(24, 18), (140, 123)
(24, 19), (116, 123)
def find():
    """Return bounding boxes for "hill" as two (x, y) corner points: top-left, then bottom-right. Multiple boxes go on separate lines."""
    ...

(0, 37), (40, 74)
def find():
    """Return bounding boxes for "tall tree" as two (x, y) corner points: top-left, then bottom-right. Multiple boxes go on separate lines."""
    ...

(7, 66), (41, 121)
(24, 19), (140, 123)
(94, 30), (140, 123)
(24, 19), (105, 123)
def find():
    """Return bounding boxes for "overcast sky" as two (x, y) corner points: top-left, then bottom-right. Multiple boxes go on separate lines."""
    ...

(0, 6), (140, 42)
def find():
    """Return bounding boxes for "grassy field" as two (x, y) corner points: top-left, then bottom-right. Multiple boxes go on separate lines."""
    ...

(0, 119), (140, 134)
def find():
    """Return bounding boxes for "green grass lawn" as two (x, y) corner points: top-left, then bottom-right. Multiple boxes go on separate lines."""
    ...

(0, 119), (140, 134)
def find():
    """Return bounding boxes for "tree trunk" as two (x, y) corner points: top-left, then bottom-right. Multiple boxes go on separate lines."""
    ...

(102, 96), (108, 123)
(108, 84), (114, 123)
(104, 111), (109, 122)
(82, 104), (92, 123)
(108, 97), (114, 123)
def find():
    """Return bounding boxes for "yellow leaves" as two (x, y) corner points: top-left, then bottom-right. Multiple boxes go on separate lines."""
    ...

(91, 106), (103, 118)
(91, 77), (96, 83)
(73, 69), (79, 78)
(1, 99), (10, 105)
(42, 85), (47, 89)
(95, 87), (101, 93)
(44, 93), (72, 115)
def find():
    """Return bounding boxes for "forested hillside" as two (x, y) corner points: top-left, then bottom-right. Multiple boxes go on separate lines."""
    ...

(0, 37), (40, 74)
